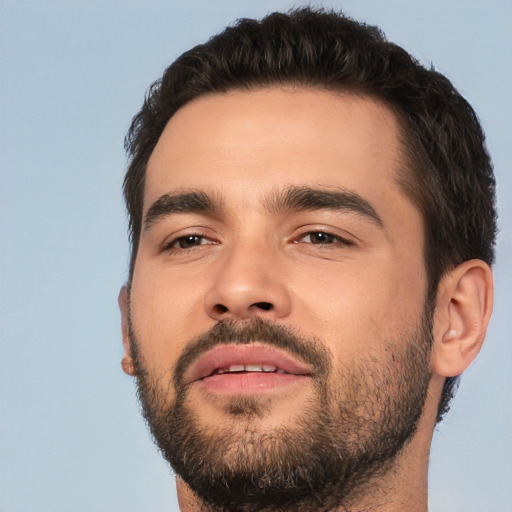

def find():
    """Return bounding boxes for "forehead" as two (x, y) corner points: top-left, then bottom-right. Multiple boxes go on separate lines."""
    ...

(145, 87), (411, 220)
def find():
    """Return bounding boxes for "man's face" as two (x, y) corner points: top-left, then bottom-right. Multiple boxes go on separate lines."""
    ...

(125, 88), (432, 509)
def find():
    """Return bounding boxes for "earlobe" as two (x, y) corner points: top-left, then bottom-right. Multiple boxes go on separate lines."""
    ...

(432, 260), (493, 378)
(118, 285), (135, 376)
(121, 355), (135, 376)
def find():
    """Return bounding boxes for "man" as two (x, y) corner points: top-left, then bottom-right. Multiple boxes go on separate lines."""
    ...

(118, 8), (496, 512)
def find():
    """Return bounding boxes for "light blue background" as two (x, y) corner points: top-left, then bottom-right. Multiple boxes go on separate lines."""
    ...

(0, 1), (510, 511)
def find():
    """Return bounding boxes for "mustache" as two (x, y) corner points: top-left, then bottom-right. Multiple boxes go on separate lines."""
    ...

(173, 318), (332, 389)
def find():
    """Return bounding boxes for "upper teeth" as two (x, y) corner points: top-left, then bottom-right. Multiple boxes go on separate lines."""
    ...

(216, 364), (286, 374)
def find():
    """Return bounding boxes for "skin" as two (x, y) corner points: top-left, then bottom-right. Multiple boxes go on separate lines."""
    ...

(119, 87), (493, 511)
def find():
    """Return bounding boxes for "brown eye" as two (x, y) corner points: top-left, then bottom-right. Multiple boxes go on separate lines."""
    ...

(173, 235), (207, 249)
(301, 232), (340, 244)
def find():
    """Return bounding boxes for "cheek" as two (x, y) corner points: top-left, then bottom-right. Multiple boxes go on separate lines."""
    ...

(129, 264), (208, 373)
(288, 253), (427, 353)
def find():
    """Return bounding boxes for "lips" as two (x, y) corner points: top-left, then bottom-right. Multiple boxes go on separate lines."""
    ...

(185, 344), (312, 386)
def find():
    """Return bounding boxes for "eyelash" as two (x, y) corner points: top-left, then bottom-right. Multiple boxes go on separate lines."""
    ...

(163, 232), (216, 253)
(294, 231), (352, 247)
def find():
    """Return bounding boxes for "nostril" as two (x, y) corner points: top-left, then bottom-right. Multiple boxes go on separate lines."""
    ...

(252, 302), (273, 311)
(214, 304), (229, 314)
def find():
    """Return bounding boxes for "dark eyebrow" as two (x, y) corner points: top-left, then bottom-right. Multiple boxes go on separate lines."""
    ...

(264, 186), (383, 228)
(143, 191), (220, 232)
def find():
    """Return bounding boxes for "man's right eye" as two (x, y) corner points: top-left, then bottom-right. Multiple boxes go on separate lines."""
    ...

(169, 235), (210, 250)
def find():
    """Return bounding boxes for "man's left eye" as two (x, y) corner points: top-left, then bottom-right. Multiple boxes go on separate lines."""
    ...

(298, 232), (345, 245)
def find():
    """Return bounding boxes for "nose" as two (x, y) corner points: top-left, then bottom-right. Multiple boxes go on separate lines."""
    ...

(204, 243), (292, 321)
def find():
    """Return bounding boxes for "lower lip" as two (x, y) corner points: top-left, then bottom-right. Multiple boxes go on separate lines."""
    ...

(195, 372), (308, 395)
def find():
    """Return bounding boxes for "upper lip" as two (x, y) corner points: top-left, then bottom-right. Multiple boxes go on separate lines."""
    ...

(185, 344), (313, 385)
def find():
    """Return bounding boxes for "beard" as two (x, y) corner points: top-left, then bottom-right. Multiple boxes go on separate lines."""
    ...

(129, 312), (433, 512)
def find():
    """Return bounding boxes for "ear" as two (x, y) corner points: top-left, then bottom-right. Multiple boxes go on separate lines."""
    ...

(432, 259), (493, 378)
(118, 285), (135, 376)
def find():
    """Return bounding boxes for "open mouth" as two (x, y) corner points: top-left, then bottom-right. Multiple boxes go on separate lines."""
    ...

(186, 344), (312, 394)
(209, 363), (290, 376)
